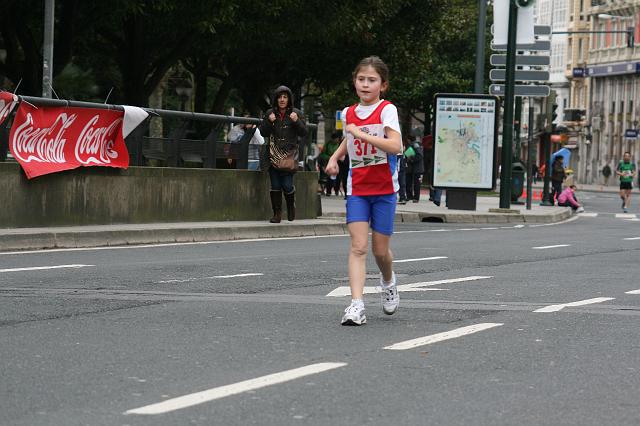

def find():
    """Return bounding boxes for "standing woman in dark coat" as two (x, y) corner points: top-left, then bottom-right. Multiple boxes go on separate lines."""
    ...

(259, 86), (308, 222)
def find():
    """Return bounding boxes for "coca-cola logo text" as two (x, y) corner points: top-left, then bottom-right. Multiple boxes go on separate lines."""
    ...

(12, 112), (75, 163)
(75, 115), (122, 165)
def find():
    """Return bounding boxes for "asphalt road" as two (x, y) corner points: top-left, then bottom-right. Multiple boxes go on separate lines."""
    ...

(1, 191), (639, 426)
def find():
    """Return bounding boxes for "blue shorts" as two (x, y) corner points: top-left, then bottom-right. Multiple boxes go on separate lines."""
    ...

(346, 194), (396, 235)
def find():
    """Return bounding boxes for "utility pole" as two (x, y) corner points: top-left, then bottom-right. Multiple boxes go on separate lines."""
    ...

(499, 0), (519, 209)
(42, 0), (55, 98)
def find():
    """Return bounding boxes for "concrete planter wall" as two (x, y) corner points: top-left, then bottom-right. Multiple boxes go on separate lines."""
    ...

(0, 163), (319, 228)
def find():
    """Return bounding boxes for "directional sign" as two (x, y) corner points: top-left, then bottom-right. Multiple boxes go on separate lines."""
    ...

(491, 40), (551, 51)
(489, 69), (550, 82)
(534, 25), (552, 36)
(490, 84), (551, 97)
(490, 54), (550, 66)
(491, 24), (552, 36)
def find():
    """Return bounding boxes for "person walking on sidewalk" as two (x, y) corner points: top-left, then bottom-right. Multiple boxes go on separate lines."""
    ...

(550, 156), (565, 205)
(405, 135), (424, 203)
(616, 151), (637, 213)
(325, 56), (402, 326)
(602, 163), (612, 186)
(260, 85), (308, 223)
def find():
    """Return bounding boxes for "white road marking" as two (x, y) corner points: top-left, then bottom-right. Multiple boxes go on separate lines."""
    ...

(124, 362), (347, 415)
(393, 256), (447, 263)
(481, 227), (499, 230)
(157, 273), (263, 283)
(627, 218), (640, 222)
(533, 297), (615, 313)
(616, 213), (637, 219)
(578, 212), (598, 217)
(625, 289), (640, 295)
(624, 237), (640, 240)
(0, 264), (94, 273)
(532, 244), (571, 250)
(325, 276), (492, 297)
(383, 323), (503, 350)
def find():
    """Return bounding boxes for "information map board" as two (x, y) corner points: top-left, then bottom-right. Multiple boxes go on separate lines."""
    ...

(431, 94), (499, 191)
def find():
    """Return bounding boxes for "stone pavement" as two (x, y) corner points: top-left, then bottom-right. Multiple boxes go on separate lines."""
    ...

(0, 189), (575, 252)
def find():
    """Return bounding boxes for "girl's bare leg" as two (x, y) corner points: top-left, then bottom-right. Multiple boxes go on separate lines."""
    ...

(347, 221), (370, 299)
(372, 231), (393, 282)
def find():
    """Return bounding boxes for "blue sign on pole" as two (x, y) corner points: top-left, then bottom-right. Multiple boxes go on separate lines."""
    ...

(624, 129), (638, 139)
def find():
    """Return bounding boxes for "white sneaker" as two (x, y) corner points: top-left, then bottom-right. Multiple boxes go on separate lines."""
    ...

(380, 273), (399, 315)
(341, 302), (366, 326)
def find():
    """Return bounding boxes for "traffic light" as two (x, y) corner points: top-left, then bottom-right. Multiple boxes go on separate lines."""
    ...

(627, 26), (635, 48)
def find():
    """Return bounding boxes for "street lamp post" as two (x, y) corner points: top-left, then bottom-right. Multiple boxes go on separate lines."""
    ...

(42, 0), (55, 98)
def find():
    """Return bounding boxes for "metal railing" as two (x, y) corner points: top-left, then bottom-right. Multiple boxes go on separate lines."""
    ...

(0, 96), (318, 170)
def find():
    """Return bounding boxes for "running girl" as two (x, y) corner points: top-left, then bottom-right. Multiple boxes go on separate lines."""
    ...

(325, 56), (403, 325)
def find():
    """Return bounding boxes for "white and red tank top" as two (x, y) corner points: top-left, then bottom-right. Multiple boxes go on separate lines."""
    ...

(345, 100), (399, 196)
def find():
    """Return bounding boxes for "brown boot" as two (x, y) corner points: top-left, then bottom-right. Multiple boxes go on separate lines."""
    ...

(269, 190), (282, 223)
(284, 190), (296, 221)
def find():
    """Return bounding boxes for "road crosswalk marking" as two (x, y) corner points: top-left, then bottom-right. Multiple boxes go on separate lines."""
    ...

(325, 276), (493, 297)
(125, 362), (347, 415)
(383, 323), (503, 350)
(615, 213), (637, 219)
(533, 297), (615, 313)
(578, 212), (598, 217)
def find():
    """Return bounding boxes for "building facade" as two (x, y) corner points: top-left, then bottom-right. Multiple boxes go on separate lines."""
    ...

(583, 0), (640, 184)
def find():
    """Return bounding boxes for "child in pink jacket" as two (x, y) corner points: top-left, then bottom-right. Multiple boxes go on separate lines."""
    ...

(557, 185), (583, 212)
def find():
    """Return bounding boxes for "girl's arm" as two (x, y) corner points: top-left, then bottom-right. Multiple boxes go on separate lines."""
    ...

(345, 124), (402, 154)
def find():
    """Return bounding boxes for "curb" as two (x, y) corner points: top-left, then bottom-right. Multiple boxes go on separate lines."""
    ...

(0, 223), (350, 252)
(323, 208), (572, 224)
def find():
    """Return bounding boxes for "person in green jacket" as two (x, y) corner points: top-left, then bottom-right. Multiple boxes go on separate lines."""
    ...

(616, 151), (637, 213)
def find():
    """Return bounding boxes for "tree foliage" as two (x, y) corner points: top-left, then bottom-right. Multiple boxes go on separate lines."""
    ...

(0, 0), (488, 125)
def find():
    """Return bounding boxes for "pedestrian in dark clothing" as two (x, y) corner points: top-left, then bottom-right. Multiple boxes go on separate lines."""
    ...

(337, 153), (349, 199)
(602, 163), (612, 186)
(550, 156), (565, 204)
(397, 149), (408, 204)
(405, 136), (424, 202)
(259, 85), (308, 223)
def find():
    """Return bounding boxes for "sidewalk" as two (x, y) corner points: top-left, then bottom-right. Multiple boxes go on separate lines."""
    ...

(530, 181), (621, 194)
(0, 191), (572, 252)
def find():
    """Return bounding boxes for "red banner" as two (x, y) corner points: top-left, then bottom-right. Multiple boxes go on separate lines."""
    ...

(0, 91), (19, 126)
(9, 103), (130, 179)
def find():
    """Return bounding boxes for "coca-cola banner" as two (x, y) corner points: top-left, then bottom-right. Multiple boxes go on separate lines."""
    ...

(9, 103), (135, 179)
(0, 91), (19, 126)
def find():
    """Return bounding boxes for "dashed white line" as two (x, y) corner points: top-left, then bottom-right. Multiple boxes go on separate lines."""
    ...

(325, 276), (492, 297)
(623, 237), (640, 240)
(625, 289), (640, 295)
(533, 297), (615, 313)
(157, 273), (263, 284)
(124, 362), (347, 415)
(578, 212), (598, 217)
(383, 323), (503, 350)
(393, 256), (448, 263)
(0, 264), (94, 273)
(532, 244), (571, 250)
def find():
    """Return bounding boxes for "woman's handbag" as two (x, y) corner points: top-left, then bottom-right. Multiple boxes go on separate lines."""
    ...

(270, 137), (299, 172)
